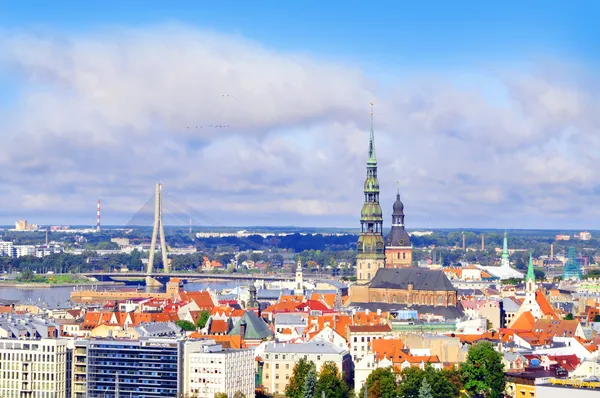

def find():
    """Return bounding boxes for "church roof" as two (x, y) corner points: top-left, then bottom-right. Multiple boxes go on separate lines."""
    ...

(369, 268), (456, 292)
(229, 310), (273, 340)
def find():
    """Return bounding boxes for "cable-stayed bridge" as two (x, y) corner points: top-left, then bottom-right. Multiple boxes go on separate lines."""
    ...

(123, 183), (264, 286)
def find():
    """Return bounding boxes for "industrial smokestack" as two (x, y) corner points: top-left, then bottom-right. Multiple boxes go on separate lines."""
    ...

(96, 200), (101, 232)
(550, 243), (554, 260)
(462, 232), (466, 251)
(481, 233), (485, 251)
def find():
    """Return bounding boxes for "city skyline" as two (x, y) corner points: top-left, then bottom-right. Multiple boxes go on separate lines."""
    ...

(1, 2), (600, 229)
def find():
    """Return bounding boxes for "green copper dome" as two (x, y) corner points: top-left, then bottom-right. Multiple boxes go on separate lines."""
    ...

(361, 202), (383, 221)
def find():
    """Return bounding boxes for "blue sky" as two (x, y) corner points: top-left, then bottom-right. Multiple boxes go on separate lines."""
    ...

(1, 2), (599, 229)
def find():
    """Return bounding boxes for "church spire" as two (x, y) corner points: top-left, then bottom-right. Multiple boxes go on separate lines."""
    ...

(526, 251), (535, 283)
(500, 231), (510, 267)
(368, 102), (376, 165)
(356, 103), (385, 282)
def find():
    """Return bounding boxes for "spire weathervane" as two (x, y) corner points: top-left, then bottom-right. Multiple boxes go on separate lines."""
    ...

(368, 102), (376, 163)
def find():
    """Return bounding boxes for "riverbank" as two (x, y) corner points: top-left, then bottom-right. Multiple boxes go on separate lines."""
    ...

(0, 281), (123, 289)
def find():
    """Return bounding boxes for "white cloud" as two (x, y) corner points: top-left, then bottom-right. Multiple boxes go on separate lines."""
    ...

(1, 24), (599, 228)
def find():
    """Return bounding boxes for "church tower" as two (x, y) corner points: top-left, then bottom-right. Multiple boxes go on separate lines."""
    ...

(294, 258), (304, 296)
(525, 252), (537, 305)
(356, 104), (385, 283)
(385, 187), (413, 267)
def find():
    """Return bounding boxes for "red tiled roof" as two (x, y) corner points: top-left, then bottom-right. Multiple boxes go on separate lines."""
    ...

(179, 291), (215, 310)
(209, 319), (229, 334)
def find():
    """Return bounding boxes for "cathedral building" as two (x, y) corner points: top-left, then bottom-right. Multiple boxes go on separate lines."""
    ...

(350, 106), (459, 316)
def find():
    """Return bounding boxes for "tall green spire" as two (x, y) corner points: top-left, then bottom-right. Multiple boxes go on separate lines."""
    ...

(367, 102), (376, 165)
(526, 251), (535, 282)
(357, 102), (384, 265)
(500, 230), (510, 267)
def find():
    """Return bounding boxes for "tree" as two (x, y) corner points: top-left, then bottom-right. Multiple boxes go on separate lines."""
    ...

(396, 366), (460, 398)
(303, 368), (317, 398)
(233, 392), (246, 398)
(19, 268), (34, 282)
(175, 320), (197, 331)
(315, 362), (348, 398)
(214, 394), (227, 398)
(564, 313), (574, 320)
(359, 367), (397, 398)
(286, 358), (316, 398)
(197, 310), (210, 329)
(419, 378), (433, 398)
(460, 341), (505, 398)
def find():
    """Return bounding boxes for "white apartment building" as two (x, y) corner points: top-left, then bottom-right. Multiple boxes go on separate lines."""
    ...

(0, 241), (14, 257)
(347, 324), (392, 362)
(15, 245), (36, 258)
(0, 338), (69, 398)
(183, 339), (255, 398)
(262, 340), (351, 396)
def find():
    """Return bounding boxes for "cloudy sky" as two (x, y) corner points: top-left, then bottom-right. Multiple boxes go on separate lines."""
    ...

(1, 1), (599, 229)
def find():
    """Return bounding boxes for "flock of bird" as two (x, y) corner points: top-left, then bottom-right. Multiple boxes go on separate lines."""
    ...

(186, 125), (230, 129)
(185, 95), (234, 129)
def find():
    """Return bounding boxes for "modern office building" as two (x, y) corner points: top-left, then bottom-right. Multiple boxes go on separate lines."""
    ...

(0, 338), (69, 398)
(73, 338), (184, 398)
(183, 339), (255, 398)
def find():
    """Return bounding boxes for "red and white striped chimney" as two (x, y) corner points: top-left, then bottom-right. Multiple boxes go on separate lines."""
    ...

(97, 200), (101, 231)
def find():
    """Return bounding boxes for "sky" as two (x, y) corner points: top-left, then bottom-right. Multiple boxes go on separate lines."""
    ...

(1, 1), (600, 229)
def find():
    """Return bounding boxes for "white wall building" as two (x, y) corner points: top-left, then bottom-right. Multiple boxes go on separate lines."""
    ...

(262, 340), (351, 396)
(0, 338), (69, 398)
(183, 339), (255, 398)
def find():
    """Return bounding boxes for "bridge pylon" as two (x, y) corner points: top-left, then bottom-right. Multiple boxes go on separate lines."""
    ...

(147, 183), (169, 275)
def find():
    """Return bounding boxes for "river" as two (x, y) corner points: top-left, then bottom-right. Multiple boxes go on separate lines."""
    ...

(0, 280), (249, 305)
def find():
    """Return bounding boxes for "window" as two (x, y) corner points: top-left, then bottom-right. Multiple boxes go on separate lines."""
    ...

(286, 364), (289, 369)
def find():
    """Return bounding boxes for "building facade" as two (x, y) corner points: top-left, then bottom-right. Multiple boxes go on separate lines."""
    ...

(183, 340), (255, 398)
(384, 191), (412, 268)
(261, 340), (351, 396)
(73, 338), (183, 398)
(0, 338), (69, 398)
(356, 106), (386, 283)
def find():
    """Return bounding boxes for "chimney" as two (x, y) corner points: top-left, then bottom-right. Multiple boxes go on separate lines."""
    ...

(240, 321), (247, 339)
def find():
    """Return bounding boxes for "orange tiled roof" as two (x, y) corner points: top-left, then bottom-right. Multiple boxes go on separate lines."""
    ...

(210, 319), (229, 334)
(310, 293), (337, 309)
(179, 291), (215, 310)
(531, 319), (580, 338)
(261, 301), (302, 315)
(536, 291), (558, 320)
(511, 311), (536, 331)
(188, 334), (245, 349)
(372, 338), (405, 361)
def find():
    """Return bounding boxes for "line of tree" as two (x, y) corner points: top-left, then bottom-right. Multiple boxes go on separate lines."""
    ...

(285, 359), (350, 398)
(358, 341), (505, 398)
